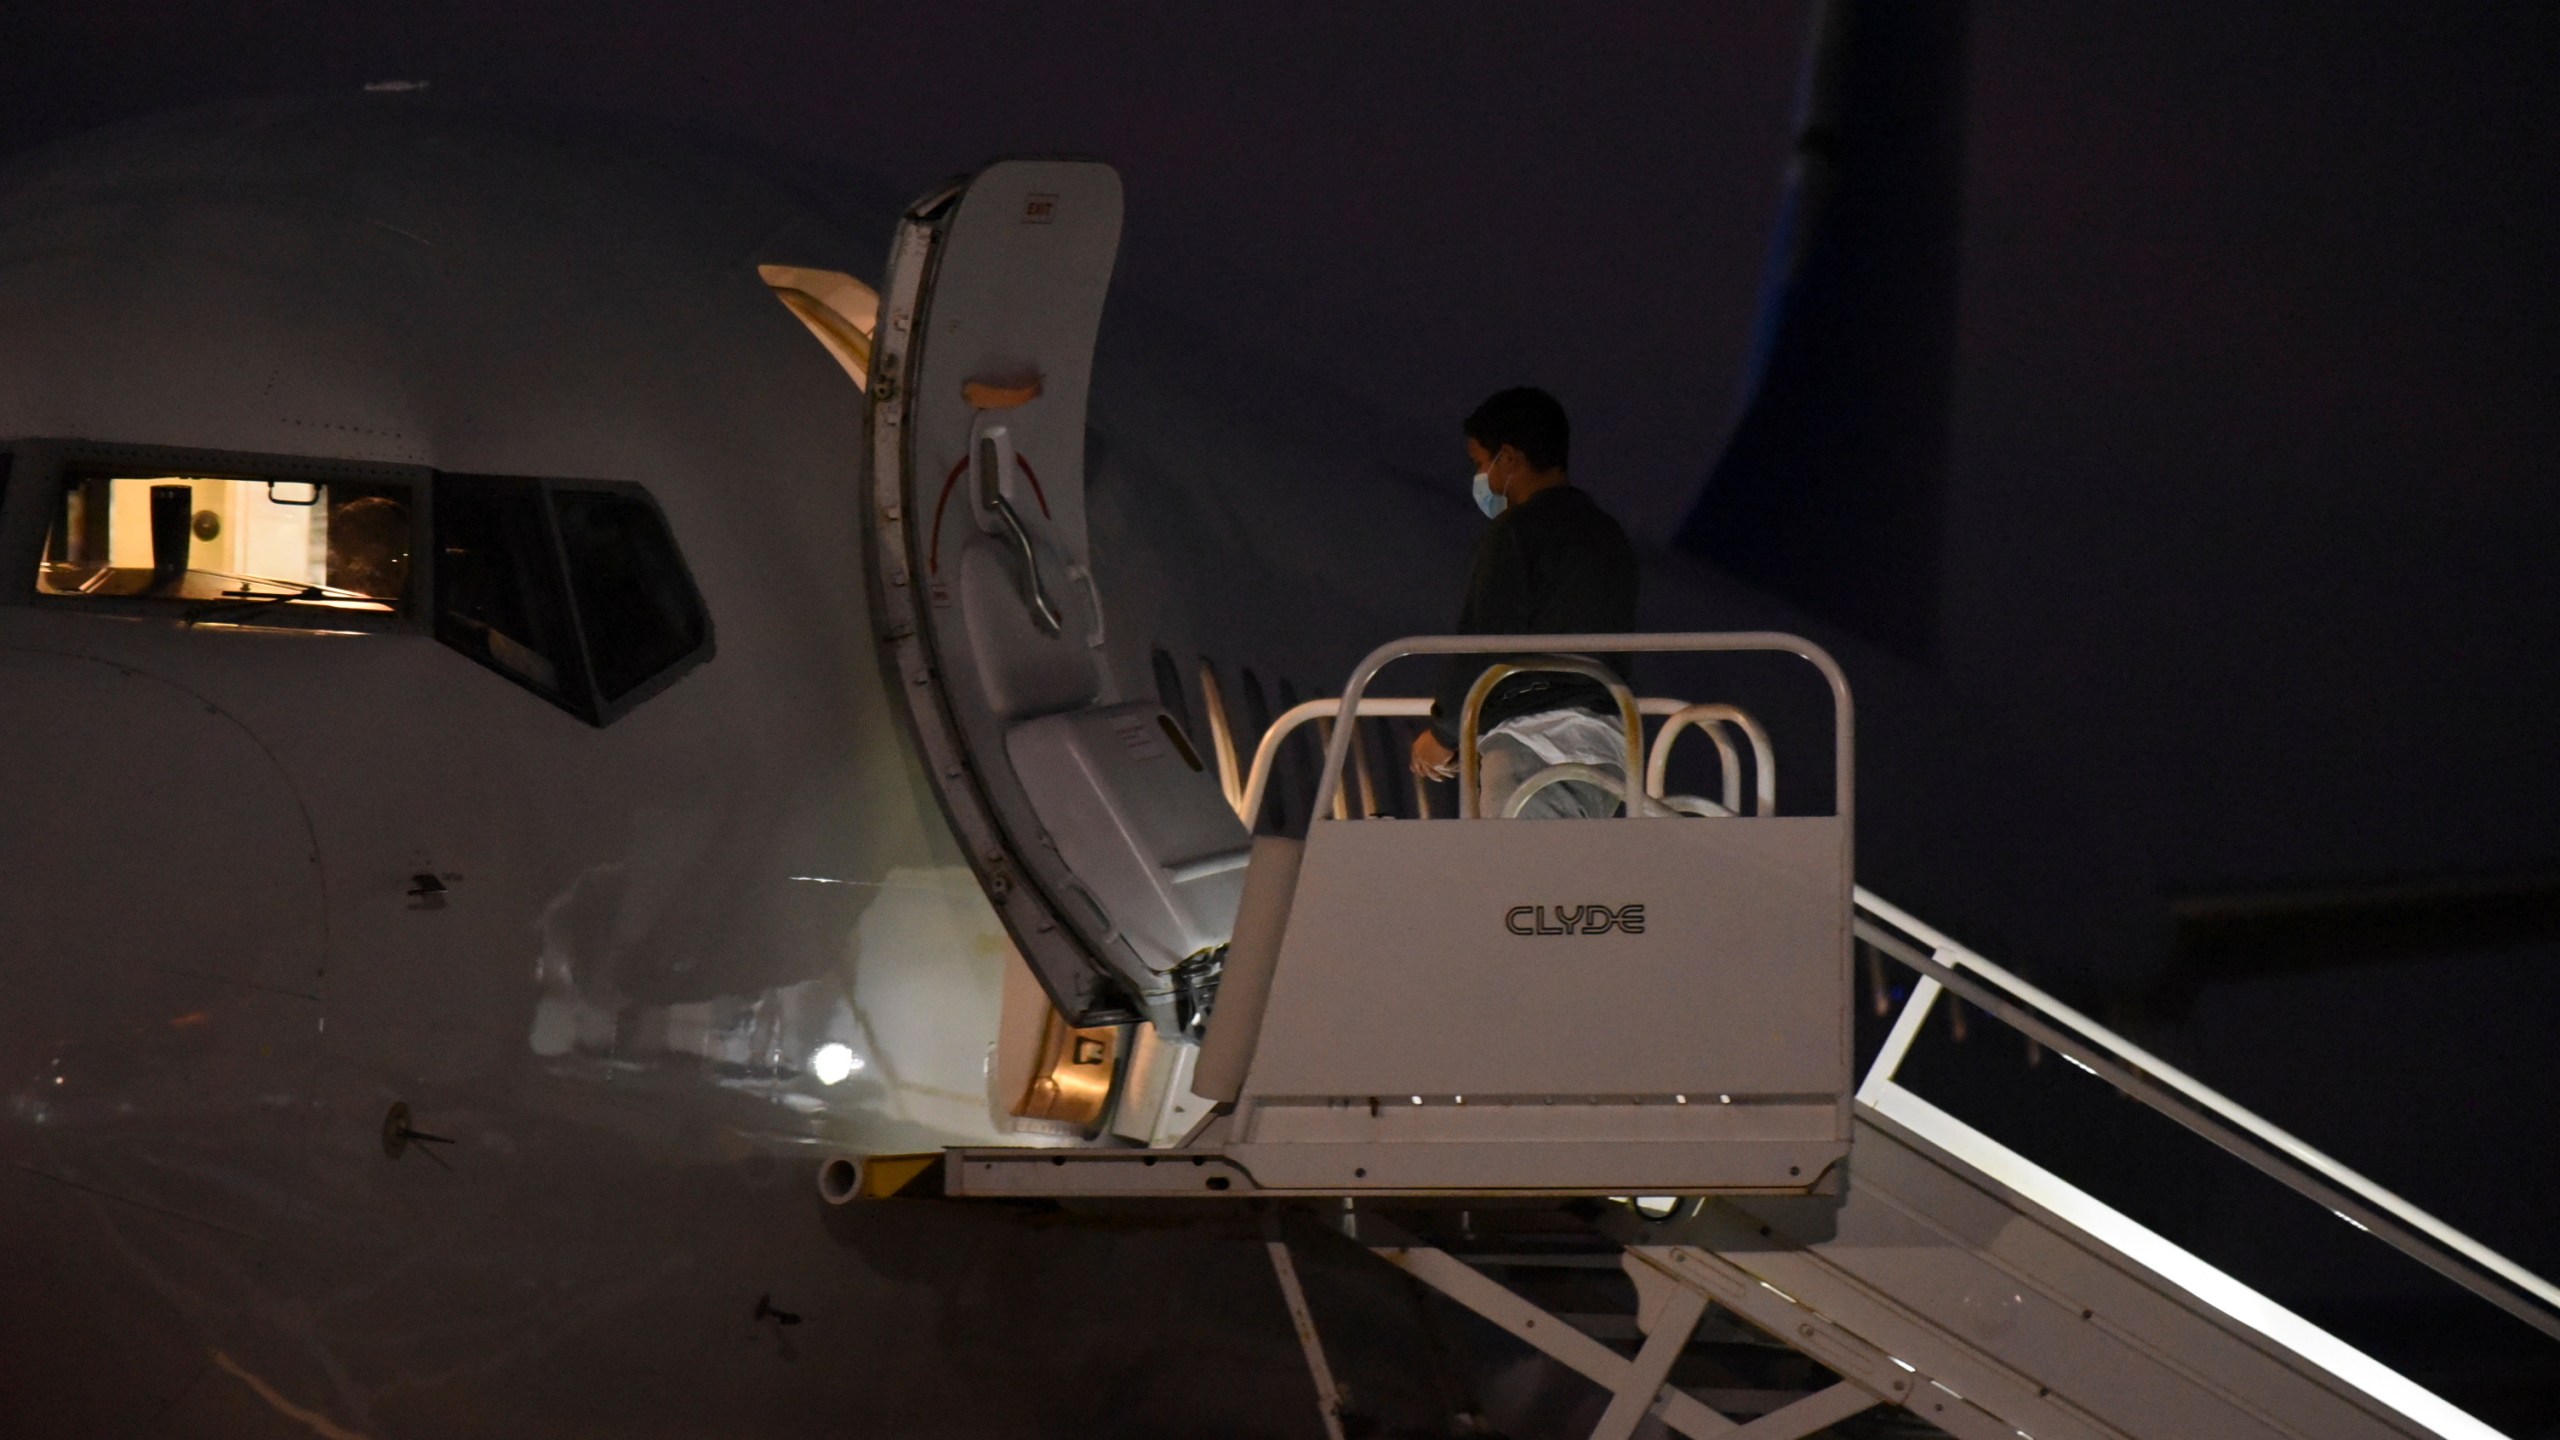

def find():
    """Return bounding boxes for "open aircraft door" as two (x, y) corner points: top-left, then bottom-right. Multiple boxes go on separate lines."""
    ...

(865, 160), (1250, 1031)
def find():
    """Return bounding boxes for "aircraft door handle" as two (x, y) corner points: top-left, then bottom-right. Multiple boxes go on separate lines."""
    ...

(978, 432), (1063, 637)
(988, 491), (1064, 636)
(406, 873), (450, 910)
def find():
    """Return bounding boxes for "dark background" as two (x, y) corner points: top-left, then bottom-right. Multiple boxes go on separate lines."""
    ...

(7, 0), (2556, 1409)
(9, 4), (2547, 878)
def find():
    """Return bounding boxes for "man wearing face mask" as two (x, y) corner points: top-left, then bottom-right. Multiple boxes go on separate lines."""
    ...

(1409, 387), (1639, 818)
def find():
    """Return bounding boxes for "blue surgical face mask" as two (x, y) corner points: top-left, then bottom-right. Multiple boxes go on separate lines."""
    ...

(1472, 471), (1505, 519)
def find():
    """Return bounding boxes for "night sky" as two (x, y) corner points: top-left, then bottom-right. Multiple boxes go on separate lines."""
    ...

(7, 0), (2557, 1380)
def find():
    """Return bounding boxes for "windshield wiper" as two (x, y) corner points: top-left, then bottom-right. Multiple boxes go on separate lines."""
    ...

(182, 583), (326, 626)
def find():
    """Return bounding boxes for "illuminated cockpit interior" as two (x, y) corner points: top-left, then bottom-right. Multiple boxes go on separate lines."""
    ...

(38, 470), (411, 619)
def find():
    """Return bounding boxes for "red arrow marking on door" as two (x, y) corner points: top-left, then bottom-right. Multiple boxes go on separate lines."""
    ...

(928, 453), (1051, 574)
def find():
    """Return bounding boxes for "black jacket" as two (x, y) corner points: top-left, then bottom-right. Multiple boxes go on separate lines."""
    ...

(1428, 485), (1639, 745)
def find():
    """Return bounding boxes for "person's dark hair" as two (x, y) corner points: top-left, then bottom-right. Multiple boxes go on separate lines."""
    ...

(1464, 387), (1570, 473)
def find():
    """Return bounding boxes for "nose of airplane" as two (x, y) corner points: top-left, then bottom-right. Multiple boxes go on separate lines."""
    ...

(0, 646), (349, 1422)
(0, 649), (329, 1229)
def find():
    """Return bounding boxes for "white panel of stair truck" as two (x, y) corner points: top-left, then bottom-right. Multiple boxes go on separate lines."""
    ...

(1226, 814), (1851, 1194)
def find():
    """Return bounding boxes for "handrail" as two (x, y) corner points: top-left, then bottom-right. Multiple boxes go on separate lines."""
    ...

(1646, 703), (1777, 816)
(1653, 794), (1731, 819)
(1656, 710), (1740, 814)
(1238, 697), (1433, 829)
(1198, 663), (1246, 812)
(1853, 885), (2560, 1342)
(1240, 694), (1766, 831)
(1309, 633), (1851, 828)
(1456, 658), (1644, 819)
(1496, 763), (1689, 819)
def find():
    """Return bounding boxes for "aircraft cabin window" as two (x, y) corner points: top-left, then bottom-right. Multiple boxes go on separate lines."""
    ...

(1149, 645), (1197, 749)
(35, 470), (413, 626)
(434, 477), (710, 725)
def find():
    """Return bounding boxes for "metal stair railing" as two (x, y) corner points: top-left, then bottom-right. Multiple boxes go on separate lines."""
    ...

(1852, 886), (2560, 1346)
(1240, 694), (1782, 829)
(1849, 886), (2560, 1439)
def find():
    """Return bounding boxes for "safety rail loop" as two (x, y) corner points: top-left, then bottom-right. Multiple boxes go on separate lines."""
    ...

(1452, 656), (1646, 818)
(1853, 887), (2560, 1346)
(1244, 667), (1792, 831)
(1308, 632), (1843, 825)
(1648, 703), (1774, 816)
(1243, 694), (1773, 828)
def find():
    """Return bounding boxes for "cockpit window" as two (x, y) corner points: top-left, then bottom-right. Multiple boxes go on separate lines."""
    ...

(551, 487), (707, 704)
(435, 474), (586, 702)
(36, 470), (412, 625)
(431, 475), (709, 725)
(1, 446), (709, 727)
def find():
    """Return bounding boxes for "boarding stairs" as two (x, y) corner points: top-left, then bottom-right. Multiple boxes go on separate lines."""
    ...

(908, 633), (2560, 1440)
(1274, 910), (2560, 1440)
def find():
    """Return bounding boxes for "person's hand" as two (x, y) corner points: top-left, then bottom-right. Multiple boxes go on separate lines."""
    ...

(1410, 728), (1457, 781)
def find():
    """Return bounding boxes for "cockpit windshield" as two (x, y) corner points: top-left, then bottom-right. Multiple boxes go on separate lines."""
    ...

(37, 471), (412, 621)
(13, 450), (712, 724)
